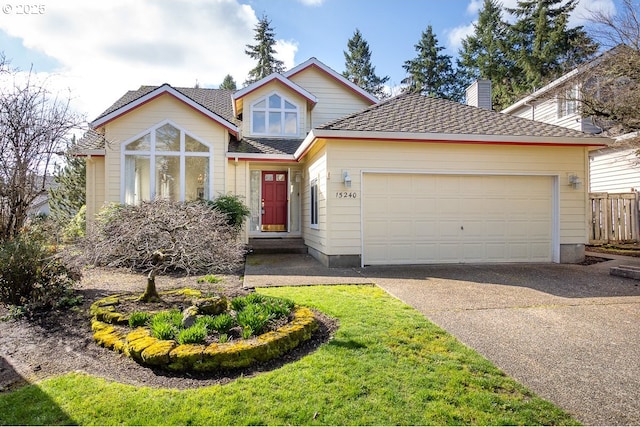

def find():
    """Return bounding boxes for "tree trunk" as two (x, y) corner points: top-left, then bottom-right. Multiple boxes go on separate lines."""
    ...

(139, 268), (161, 302)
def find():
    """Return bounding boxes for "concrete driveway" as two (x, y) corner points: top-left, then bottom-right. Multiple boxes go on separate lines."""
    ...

(245, 253), (640, 425)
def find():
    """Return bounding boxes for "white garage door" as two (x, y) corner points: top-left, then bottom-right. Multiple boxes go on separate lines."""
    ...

(363, 174), (554, 265)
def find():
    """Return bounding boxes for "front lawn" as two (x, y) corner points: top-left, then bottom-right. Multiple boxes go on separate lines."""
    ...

(0, 285), (577, 425)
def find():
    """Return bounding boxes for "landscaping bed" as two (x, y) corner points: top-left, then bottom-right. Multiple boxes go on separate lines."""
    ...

(0, 268), (336, 392)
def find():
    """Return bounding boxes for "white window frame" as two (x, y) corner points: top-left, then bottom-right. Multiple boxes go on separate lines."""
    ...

(310, 177), (319, 229)
(120, 120), (213, 204)
(557, 85), (579, 118)
(250, 91), (299, 137)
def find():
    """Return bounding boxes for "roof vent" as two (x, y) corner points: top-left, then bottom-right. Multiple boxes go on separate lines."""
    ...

(465, 80), (492, 110)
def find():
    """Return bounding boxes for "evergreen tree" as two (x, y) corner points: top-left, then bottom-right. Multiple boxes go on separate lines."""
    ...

(49, 135), (86, 226)
(244, 15), (285, 85)
(219, 74), (237, 90)
(458, 0), (520, 110)
(342, 29), (390, 99)
(402, 25), (463, 101)
(507, 0), (598, 91)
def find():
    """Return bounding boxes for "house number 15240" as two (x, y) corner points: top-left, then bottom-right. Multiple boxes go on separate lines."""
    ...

(336, 192), (357, 198)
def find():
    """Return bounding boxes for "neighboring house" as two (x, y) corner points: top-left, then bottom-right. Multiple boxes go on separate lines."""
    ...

(26, 175), (56, 217)
(501, 47), (639, 193)
(77, 57), (608, 267)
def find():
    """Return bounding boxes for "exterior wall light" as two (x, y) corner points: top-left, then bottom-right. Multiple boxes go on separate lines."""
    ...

(568, 173), (582, 189)
(343, 170), (352, 188)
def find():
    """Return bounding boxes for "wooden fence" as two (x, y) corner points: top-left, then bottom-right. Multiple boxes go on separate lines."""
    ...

(589, 192), (640, 244)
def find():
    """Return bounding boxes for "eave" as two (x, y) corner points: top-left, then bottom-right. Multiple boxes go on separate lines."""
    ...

(90, 84), (239, 137)
(232, 73), (318, 117)
(284, 58), (379, 105)
(295, 129), (611, 160)
(226, 152), (297, 162)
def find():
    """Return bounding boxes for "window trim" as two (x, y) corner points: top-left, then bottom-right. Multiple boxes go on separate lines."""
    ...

(120, 120), (213, 204)
(250, 91), (300, 137)
(310, 177), (319, 229)
(557, 85), (579, 118)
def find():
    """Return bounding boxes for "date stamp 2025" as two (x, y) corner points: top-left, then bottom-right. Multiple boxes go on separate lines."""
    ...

(2, 4), (45, 14)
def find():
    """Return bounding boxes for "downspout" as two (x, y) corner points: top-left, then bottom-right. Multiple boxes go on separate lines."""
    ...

(524, 101), (535, 121)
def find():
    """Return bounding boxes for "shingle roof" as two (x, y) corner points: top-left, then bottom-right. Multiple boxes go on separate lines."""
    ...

(94, 85), (238, 125)
(228, 137), (303, 156)
(71, 129), (107, 154)
(319, 92), (603, 139)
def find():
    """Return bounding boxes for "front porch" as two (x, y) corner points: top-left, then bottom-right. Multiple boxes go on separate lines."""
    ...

(248, 237), (308, 254)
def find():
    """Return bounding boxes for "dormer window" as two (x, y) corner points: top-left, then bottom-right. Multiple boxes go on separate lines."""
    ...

(251, 93), (298, 136)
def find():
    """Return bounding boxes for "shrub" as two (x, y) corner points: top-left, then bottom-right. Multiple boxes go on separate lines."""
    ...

(129, 311), (151, 328)
(236, 304), (274, 337)
(75, 199), (245, 276)
(62, 205), (86, 243)
(231, 294), (294, 319)
(151, 310), (182, 329)
(207, 193), (250, 230)
(197, 274), (222, 284)
(211, 313), (235, 333)
(195, 315), (216, 332)
(0, 234), (80, 316)
(231, 293), (266, 311)
(177, 324), (207, 345)
(262, 296), (295, 319)
(150, 321), (175, 340)
(149, 310), (182, 340)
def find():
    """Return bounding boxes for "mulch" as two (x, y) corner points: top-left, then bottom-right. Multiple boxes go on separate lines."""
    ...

(0, 268), (336, 392)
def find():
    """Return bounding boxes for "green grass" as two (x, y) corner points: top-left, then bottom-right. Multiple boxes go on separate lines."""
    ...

(0, 285), (578, 426)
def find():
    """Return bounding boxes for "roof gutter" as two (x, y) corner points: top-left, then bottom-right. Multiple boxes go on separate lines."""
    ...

(295, 129), (610, 160)
(74, 149), (106, 156)
(225, 152), (297, 162)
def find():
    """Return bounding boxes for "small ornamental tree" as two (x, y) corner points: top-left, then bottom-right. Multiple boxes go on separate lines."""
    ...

(75, 199), (246, 302)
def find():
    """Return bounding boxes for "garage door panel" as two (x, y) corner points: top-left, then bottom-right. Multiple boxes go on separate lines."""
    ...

(390, 221), (414, 238)
(363, 174), (553, 265)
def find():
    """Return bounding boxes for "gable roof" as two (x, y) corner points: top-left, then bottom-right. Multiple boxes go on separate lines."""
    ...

(284, 57), (379, 104)
(90, 84), (239, 135)
(232, 73), (318, 117)
(501, 45), (627, 114)
(296, 92), (610, 158)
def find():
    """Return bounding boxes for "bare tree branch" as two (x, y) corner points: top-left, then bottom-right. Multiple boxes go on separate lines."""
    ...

(0, 63), (85, 239)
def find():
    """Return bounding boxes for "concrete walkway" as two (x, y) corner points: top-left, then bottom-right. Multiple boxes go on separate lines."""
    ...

(244, 253), (640, 425)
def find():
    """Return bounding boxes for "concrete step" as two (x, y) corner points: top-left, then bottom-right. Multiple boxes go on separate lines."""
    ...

(248, 238), (308, 255)
(610, 265), (640, 280)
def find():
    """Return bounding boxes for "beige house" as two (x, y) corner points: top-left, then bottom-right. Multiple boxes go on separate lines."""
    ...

(77, 58), (609, 267)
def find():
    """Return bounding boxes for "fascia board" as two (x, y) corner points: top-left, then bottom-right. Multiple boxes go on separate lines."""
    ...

(296, 129), (610, 160)
(226, 152), (296, 161)
(284, 58), (379, 105)
(91, 85), (239, 136)
(232, 73), (318, 105)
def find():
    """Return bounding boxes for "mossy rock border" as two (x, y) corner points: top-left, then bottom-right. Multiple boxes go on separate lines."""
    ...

(90, 289), (318, 372)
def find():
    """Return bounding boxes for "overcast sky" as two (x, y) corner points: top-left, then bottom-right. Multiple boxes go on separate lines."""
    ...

(0, 0), (620, 122)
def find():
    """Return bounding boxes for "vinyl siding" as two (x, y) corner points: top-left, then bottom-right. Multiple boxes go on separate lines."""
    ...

(288, 66), (372, 128)
(590, 147), (640, 192)
(509, 98), (601, 134)
(302, 140), (328, 252)
(85, 156), (105, 222)
(312, 139), (589, 257)
(100, 93), (228, 204)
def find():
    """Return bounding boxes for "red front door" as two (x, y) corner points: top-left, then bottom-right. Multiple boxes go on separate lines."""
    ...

(261, 171), (287, 231)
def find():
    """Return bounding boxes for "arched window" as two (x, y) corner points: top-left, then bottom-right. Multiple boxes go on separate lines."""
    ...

(251, 93), (299, 136)
(122, 122), (212, 204)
